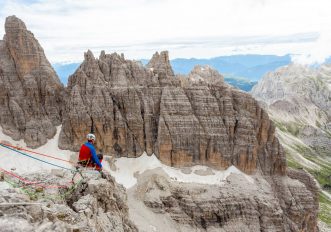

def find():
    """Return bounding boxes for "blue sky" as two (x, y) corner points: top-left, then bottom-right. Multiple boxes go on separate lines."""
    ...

(1, 0), (331, 64)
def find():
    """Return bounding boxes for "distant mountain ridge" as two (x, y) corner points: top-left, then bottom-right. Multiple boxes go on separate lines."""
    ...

(170, 54), (292, 79)
(52, 54), (291, 90)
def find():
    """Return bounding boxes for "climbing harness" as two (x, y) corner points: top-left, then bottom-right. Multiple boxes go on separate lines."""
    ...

(0, 167), (72, 189)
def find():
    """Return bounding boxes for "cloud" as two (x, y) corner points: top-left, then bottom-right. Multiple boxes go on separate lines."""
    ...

(0, 0), (331, 63)
(291, 29), (331, 64)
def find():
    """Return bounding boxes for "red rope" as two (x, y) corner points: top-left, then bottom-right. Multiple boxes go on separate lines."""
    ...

(0, 167), (72, 189)
(0, 143), (75, 164)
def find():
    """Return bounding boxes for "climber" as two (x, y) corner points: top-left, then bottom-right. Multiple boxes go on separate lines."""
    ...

(78, 133), (103, 170)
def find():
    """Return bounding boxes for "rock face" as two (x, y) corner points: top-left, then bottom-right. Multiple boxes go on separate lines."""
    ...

(251, 64), (331, 115)
(128, 168), (318, 232)
(251, 64), (331, 170)
(146, 51), (174, 77)
(60, 50), (285, 175)
(187, 65), (224, 84)
(251, 64), (331, 229)
(0, 171), (137, 232)
(0, 16), (64, 148)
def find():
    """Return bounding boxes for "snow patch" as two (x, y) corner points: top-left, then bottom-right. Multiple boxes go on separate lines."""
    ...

(0, 126), (74, 174)
(0, 127), (254, 189)
(106, 153), (254, 189)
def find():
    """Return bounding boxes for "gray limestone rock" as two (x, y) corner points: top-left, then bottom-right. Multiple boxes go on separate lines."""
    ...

(130, 168), (318, 232)
(187, 65), (224, 84)
(60, 50), (286, 175)
(0, 16), (64, 148)
(0, 171), (137, 232)
(251, 63), (331, 171)
(146, 51), (174, 77)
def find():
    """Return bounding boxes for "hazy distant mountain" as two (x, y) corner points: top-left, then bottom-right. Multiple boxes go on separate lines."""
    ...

(170, 54), (290, 91)
(52, 62), (80, 85)
(252, 64), (331, 156)
(169, 54), (292, 79)
(224, 76), (257, 91)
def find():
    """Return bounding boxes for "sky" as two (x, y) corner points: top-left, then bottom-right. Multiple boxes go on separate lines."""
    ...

(0, 0), (331, 64)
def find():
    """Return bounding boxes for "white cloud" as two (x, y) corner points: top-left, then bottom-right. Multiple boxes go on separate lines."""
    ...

(0, 0), (331, 63)
(291, 29), (331, 64)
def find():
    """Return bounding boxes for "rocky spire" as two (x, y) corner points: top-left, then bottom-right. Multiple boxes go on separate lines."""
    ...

(4, 16), (60, 82)
(146, 51), (174, 77)
(0, 16), (64, 147)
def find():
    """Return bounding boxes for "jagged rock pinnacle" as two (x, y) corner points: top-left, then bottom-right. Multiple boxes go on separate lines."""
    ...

(0, 15), (64, 147)
(146, 50), (174, 77)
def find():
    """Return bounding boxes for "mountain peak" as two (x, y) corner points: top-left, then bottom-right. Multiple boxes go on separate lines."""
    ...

(5, 15), (27, 32)
(146, 50), (174, 76)
(3, 15), (60, 81)
(0, 15), (64, 147)
(84, 49), (95, 61)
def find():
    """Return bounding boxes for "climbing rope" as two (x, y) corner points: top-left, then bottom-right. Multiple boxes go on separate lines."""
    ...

(0, 167), (72, 189)
(0, 143), (101, 174)
(0, 143), (104, 200)
(0, 142), (75, 164)
(0, 143), (77, 172)
(3, 177), (84, 201)
(0, 143), (105, 200)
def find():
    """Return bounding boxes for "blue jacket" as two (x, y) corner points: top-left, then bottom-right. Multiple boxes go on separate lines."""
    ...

(83, 142), (102, 168)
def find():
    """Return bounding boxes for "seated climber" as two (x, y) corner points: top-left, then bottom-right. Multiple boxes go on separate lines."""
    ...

(78, 133), (102, 170)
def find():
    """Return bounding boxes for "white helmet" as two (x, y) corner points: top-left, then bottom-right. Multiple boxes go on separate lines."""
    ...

(87, 133), (96, 141)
